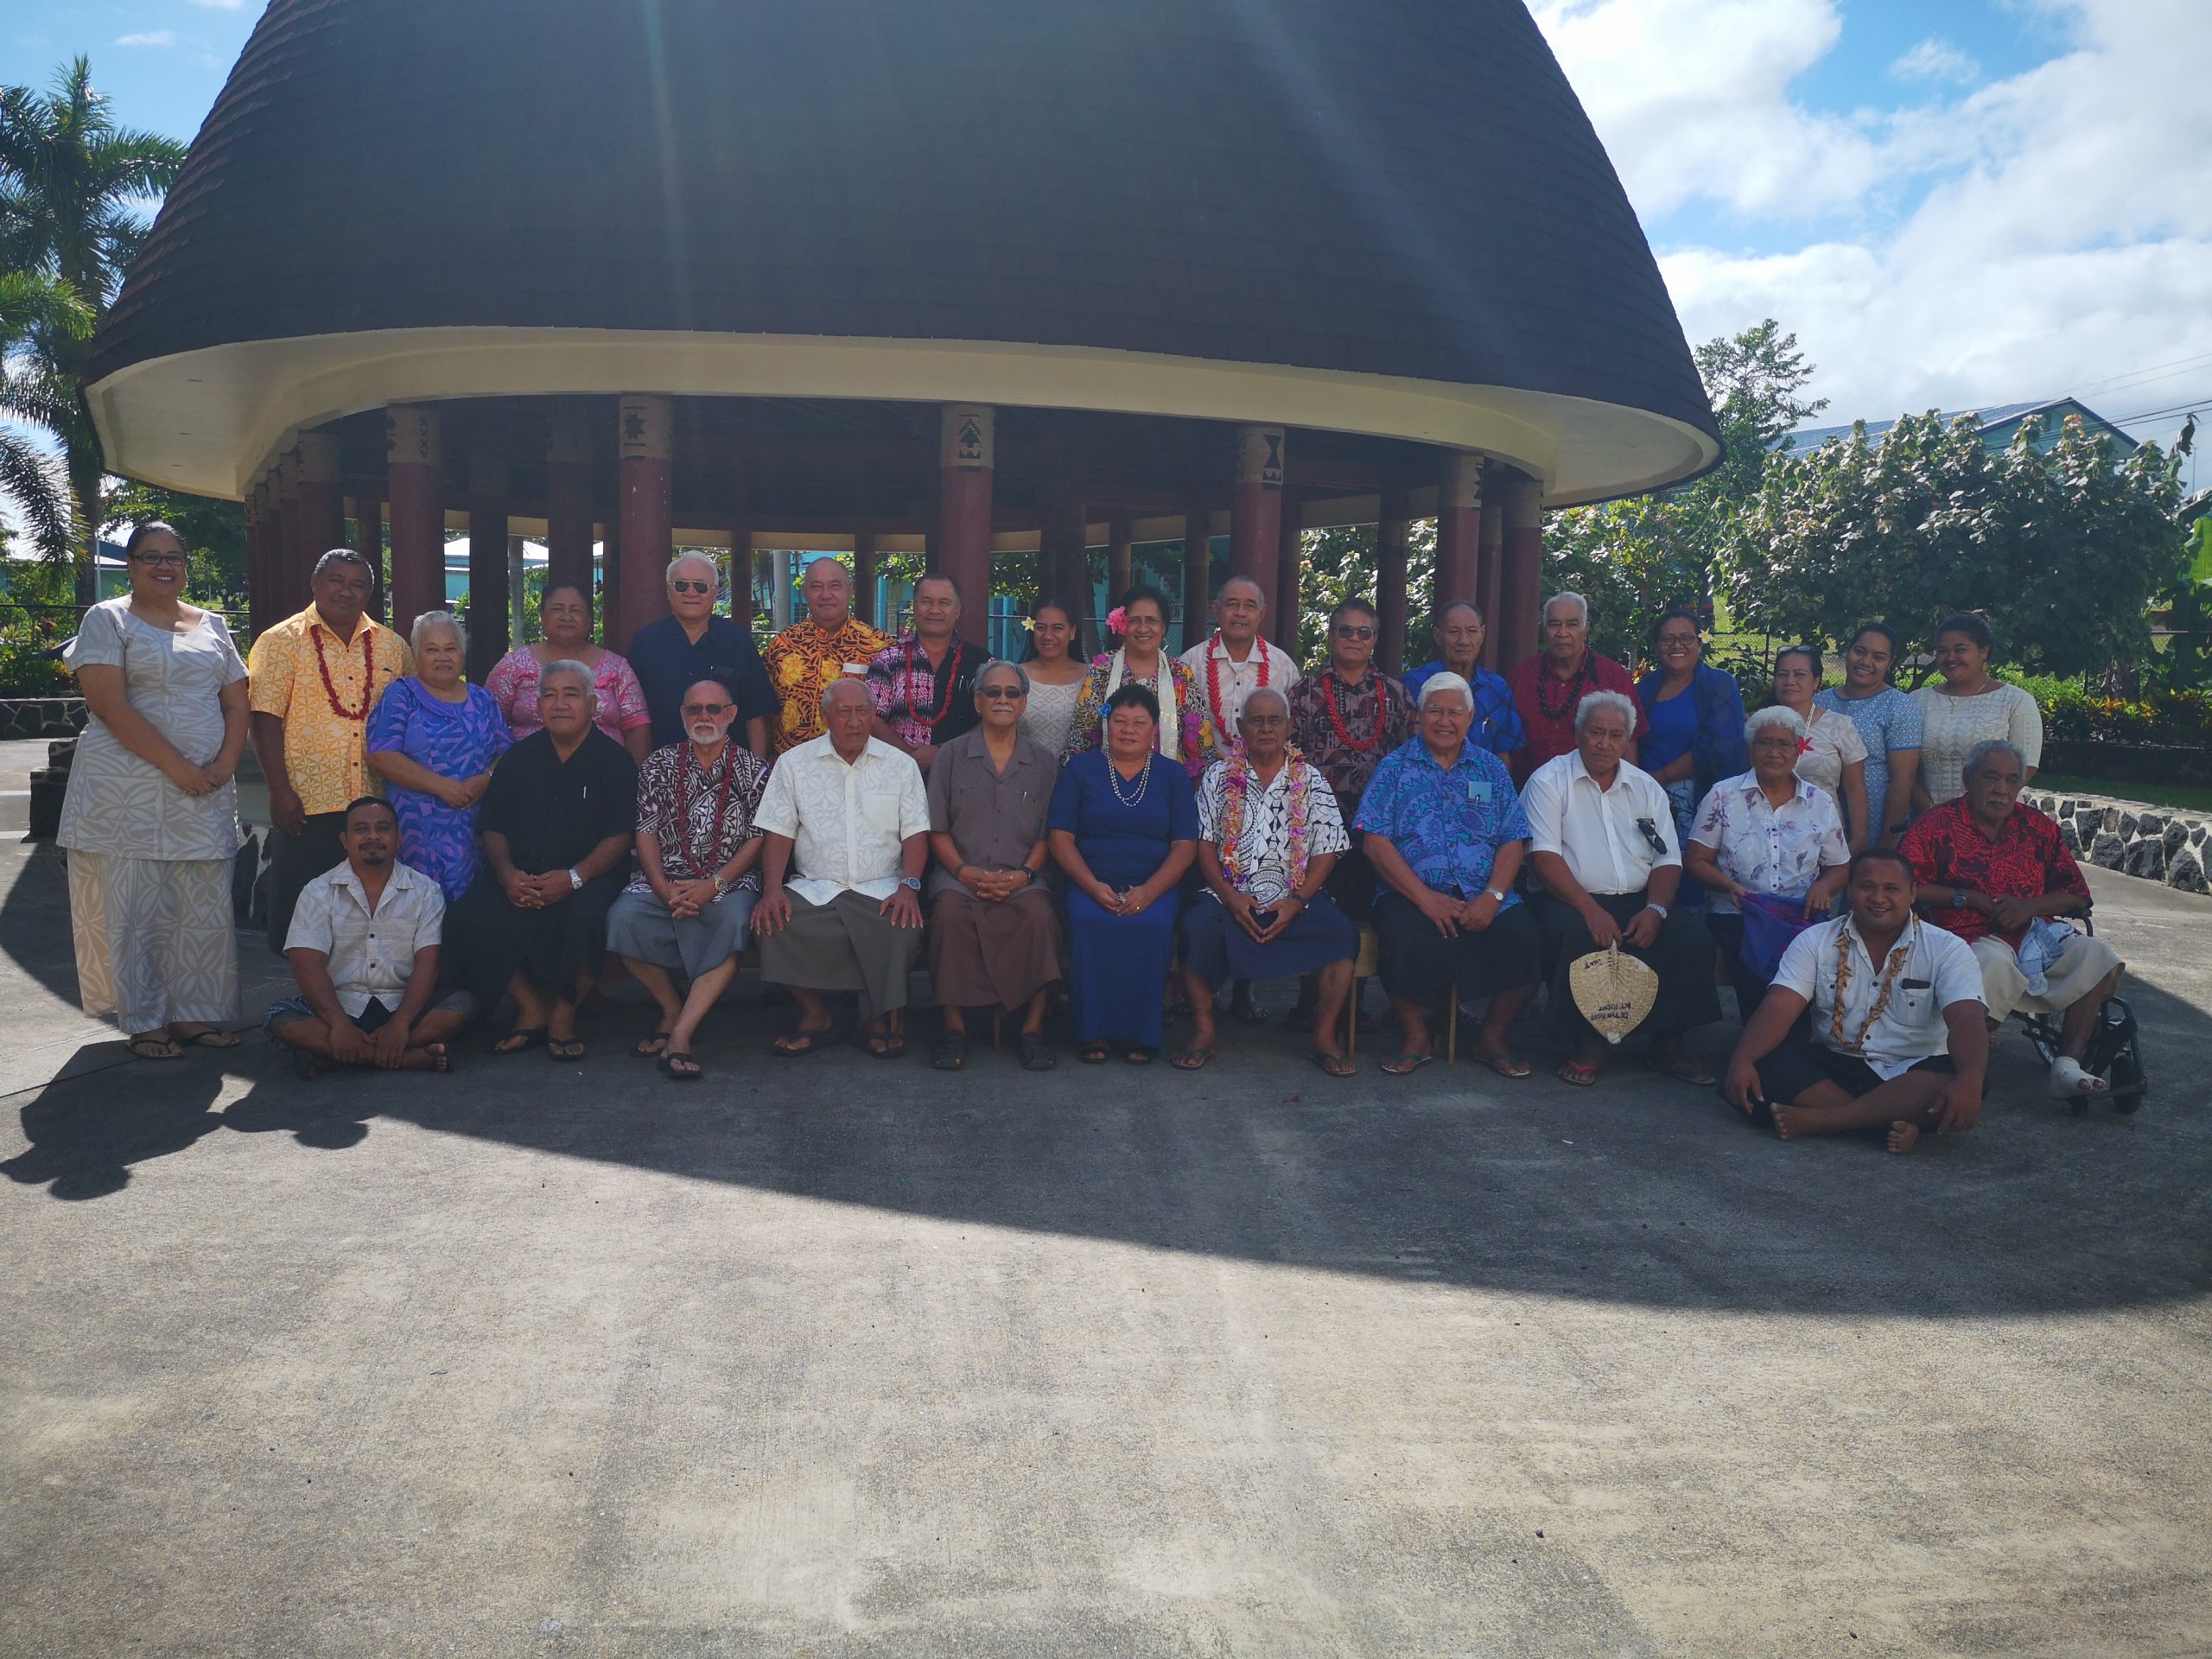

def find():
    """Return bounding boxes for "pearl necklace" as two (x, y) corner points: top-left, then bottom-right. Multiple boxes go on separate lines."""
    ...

(1106, 754), (1153, 808)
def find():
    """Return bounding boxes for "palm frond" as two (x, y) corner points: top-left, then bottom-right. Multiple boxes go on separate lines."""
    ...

(0, 431), (76, 562)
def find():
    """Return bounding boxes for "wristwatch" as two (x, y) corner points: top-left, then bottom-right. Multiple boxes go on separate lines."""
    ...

(1484, 887), (1507, 904)
(566, 868), (583, 892)
(1952, 887), (1967, 909)
(901, 875), (922, 892)
(1646, 902), (1669, 918)
(710, 872), (729, 896)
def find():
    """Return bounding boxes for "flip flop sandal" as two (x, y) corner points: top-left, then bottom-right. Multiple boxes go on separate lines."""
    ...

(772, 1027), (836, 1057)
(126, 1035), (183, 1061)
(546, 1037), (588, 1062)
(1306, 1050), (1357, 1078)
(1124, 1046), (1157, 1065)
(493, 1027), (547, 1056)
(1381, 1049), (1435, 1076)
(862, 1030), (907, 1060)
(1018, 1033), (1058, 1071)
(632, 1031), (673, 1058)
(1557, 1059), (1600, 1087)
(1079, 1043), (1111, 1065)
(658, 1051), (702, 1081)
(176, 1028), (241, 1049)
(1644, 1056), (1716, 1087)
(1471, 1048), (1534, 1079)
(1169, 1046), (1215, 1071)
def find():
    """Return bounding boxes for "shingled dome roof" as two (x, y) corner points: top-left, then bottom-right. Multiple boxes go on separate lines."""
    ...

(86, 0), (1719, 505)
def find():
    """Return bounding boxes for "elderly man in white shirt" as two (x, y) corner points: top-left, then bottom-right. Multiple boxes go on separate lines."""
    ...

(1178, 575), (1302, 747)
(265, 795), (474, 1077)
(753, 677), (931, 1058)
(1524, 690), (1721, 1087)
(1724, 848), (1988, 1154)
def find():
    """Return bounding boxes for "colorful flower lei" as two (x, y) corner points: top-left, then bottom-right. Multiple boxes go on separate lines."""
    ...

(1219, 742), (1315, 893)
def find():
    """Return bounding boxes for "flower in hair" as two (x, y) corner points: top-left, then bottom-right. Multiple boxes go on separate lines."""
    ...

(1107, 605), (1129, 633)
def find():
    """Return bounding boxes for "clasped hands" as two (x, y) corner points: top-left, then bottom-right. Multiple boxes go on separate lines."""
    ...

(1223, 888), (1302, 944)
(1580, 901), (1662, 951)
(959, 865), (1028, 905)
(1415, 885), (1503, 939)
(501, 868), (575, 910)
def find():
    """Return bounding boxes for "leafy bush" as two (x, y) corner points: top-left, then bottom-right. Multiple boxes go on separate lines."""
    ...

(2014, 672), (2212, 747)
(0, 627), (70, 696)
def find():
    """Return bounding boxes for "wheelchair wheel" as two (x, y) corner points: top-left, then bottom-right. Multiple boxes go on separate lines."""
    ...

(2108, 1048), (2145, 1113)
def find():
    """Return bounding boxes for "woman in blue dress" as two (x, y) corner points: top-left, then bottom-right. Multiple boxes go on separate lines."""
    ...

(365, 611), (513, 900)
(1635, 607), (1748, 869)
(1047, 683), (1198, 1064)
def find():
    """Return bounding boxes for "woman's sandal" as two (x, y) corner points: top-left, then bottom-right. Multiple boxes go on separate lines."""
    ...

(126, 1034), (183, 1061)
(1018, 1032), (1058, 1071)
(1124, 1045), (1156, 1065)
(1169, 1046), (1215, 1071)
(772, 1026), (836, 1057)
(546, 1036), (587, 1062)
(174, 1027), (240, 1049)
(493, 1027), (546, 1057)
(862, 1028), (906, 1060)
(658, 1051), (702, 1081)
(1557, 1058), (1600, 1087)
(1306, 1049), (1357, 1078)
(931, 1031), (968, 1071)
(1381, 1048), (1435, 1076)
(632, 1030), (672, 1058)
(1079, 1042), (1111, 1065)
(1471, 1046), (1534, 1079)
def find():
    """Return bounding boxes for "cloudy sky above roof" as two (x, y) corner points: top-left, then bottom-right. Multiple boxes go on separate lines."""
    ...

(12, 0), (2211, 488)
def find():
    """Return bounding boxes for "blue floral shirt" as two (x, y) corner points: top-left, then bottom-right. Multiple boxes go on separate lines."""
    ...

(1353, 738), (1529, 905)
(1399, 661), (1526, 757)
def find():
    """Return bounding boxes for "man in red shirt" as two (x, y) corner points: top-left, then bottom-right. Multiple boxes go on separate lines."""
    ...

(1900, 738), (2124, 1098)
(1506, 591), (1645, 782)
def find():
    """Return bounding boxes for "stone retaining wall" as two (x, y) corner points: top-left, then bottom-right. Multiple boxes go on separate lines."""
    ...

(2024, 788), (2211, 894)
(0, 697), (86, 740)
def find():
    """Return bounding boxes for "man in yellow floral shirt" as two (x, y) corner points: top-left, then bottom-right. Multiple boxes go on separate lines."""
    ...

(248, 550), (413, 954)
(763, 556), (890, 755)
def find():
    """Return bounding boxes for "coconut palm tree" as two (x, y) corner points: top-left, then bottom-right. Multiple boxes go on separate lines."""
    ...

(0, 268), (89, 560)
(0, 56), (186, 592)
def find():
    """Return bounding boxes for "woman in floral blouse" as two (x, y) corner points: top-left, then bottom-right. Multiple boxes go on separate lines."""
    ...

(1061, 585), (1217, 777)
(483, 582), (653, 765)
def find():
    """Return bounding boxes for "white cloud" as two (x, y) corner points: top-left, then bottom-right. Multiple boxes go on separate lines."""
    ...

(188, 0), (246, 9)
(1537, 0), (2212, 442)
(115, 29), (177, 48)
(1891, 39), (1981, 86)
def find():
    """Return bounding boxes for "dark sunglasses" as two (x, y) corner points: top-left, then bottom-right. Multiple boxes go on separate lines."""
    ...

(1634, 816), (1669, 856)
(681, 701), (732, 716)
(1333, 624), (1376, 640)
(978, 684), (1026, 701)
(671, 578), (715, 594)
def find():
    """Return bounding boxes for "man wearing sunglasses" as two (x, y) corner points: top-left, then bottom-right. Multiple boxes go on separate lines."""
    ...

(1523, 690), (1721, 1088)
(626, 552), (777, 755)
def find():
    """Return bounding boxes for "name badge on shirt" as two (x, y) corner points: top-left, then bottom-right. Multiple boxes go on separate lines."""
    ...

(1467, 780), (1492, 804)
(841, 664), (868, 677)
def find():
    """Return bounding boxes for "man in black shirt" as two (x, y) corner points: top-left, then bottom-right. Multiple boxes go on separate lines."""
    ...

(450, 659), (639, 1058)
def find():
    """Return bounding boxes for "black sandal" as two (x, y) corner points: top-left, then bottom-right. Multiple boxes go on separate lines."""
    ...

(546, 1036), (587, 1062)
(658, 1051), (702, 1081)
(632, 1030), (672, 1058)
(1079, 1042), (1110, 1065)
(862, 1028), (907, 1060)
(493, 1027), (546, 1056)
(1018, 1032), (1058, 1071)
(931, 1030), (968, 1071)
(772, 1026), (836, 1057)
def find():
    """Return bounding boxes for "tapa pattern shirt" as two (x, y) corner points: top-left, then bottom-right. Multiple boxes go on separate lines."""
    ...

(765, 616), (893, 754)
(1900, 797), (2088, 946)
(1195, 755), (1350, 906)
(1287, 670), (1414, 808)
(247, 607), (413, 816)
(867, 632), (982, 750)
(1354, 739), (1529, 905)
(1688, 772), (1850, 915)
(626, 741), (772, 895)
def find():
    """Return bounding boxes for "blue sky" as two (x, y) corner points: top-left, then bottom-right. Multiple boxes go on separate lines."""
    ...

(7, 0), (2209, 486)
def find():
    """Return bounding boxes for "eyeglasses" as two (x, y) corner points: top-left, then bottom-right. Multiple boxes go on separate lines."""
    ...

(681, 702), (731, 716)
(130, 552), (188, 568)
(1333, 625), (1376, 640)
(1634, 816), (1670, 856)
(671, 579), (715, 595)
(978, 685), (1026, 701)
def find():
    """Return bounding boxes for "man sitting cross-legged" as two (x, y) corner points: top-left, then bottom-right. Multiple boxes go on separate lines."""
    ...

(1900, 738), (2125, 1100)
(1722, 849), (1988, 1154)
(752, 677), (931, 1058)
(266, 796), (473, 1077)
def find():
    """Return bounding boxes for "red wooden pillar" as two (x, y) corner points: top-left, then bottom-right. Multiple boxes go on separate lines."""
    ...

(615, 394), (673, 650)
(467, 460), (510, 677)
(296, 432), (347, 575)
(544, 405), (594, 601)
(386, 404), (444, 639)
(1497, 467), (1545, 672)
(274, 449), (309, 619)
(1182, 494), (1212, 657)
(1375, 486), (1411, 676)
(938, 404), (995, 647)
(1478, 467), (1506, 671)
(1230, 424), (1284, 617)
(352, 492), (385, 620)
(1275, 495), (1304, 661)
(1047, 499), (1093, 654)
(1435, 452), (1482, 610)
(851, 531), (877, 628)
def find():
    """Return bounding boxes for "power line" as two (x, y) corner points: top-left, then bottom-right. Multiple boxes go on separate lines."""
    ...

(2066, 349), (2212, 398)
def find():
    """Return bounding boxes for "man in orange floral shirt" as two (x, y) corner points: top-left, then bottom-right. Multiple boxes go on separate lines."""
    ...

(763, 557), (890, 755)
(248, 550), (413, 955)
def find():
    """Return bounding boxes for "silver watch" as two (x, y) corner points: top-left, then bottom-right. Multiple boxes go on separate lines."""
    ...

(566, 868), (583, 892)
(1645, 901), (1669, 918)
(901, 875), (922, 892)
(1484, 887), (1507, 904)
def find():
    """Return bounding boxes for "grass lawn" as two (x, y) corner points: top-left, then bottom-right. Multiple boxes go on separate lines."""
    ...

(2034, 774), (2212, 813)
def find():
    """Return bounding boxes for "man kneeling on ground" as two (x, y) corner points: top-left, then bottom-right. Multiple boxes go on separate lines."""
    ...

(1722, 849), (1987, 1153)
(267, 796), (472, 1076)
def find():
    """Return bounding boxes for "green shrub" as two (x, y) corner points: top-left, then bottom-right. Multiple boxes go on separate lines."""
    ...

(2013, 672), (2212, 747)
(0, 629), (71, 696)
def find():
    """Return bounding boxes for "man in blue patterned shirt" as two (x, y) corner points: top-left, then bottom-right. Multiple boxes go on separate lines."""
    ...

(1400, 601), (1525, 759)
(1355, 673), (1542, 1077)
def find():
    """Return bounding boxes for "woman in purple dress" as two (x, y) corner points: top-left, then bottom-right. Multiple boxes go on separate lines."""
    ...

(365, 611), (513, 900)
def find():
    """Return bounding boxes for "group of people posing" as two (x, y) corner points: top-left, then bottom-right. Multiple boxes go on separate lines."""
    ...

(60, 525), (2120, 1147)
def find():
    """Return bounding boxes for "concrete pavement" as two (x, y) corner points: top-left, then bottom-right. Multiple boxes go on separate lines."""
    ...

(2, 755), (2208, 1656)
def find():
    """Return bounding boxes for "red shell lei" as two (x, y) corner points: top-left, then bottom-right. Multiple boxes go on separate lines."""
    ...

(1205, 632), (1268, 734)
(313, 624), (377, 721)
(1323, 671), (1382, 753)
(906, 634), (965, 734)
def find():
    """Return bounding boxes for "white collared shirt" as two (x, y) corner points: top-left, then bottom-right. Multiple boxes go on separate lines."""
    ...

(753, 733), (931, 907)
(283, 859), (444, 1015)
(1178, 635), (1300, 742)
(1522, 750), (1681, 895)
(1774, 914), (1985, 1077)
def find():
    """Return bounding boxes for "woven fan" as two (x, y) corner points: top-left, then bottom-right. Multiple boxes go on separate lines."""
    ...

(1568, 944), (1658, 1046)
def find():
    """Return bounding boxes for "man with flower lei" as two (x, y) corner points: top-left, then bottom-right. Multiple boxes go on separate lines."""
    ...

(249, 549), (414, 956)
(1723, 848), (1987, 1154)
(1174, 687), (1357, 1075)
(1175, 575), (1300, 748)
